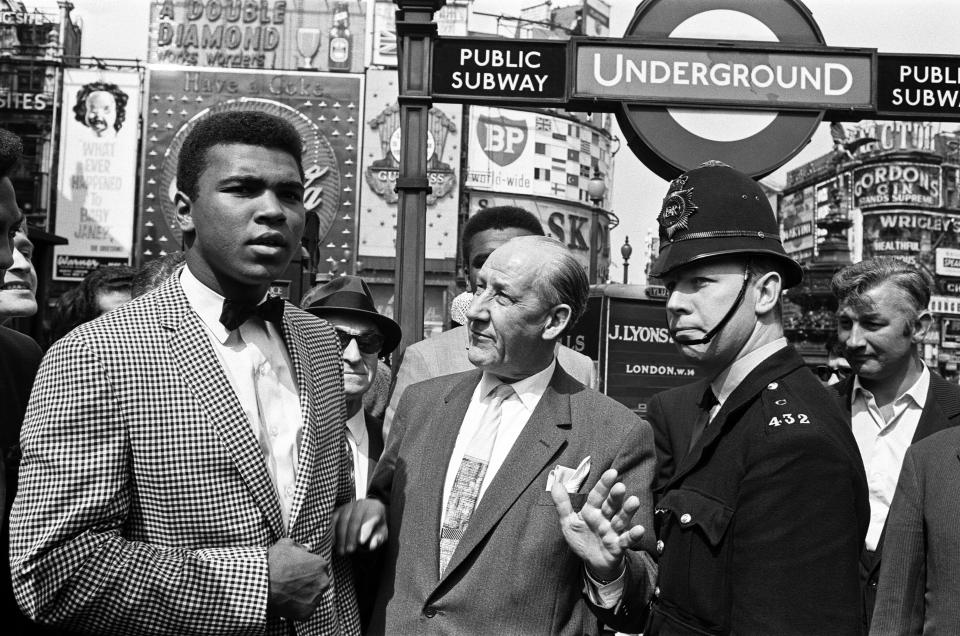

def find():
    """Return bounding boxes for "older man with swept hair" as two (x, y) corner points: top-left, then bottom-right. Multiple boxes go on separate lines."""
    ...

(336, 235), (657, 635)
(831, 257), (960, 631)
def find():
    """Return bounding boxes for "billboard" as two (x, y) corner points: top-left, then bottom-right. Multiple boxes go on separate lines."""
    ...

(853, 162), (941, 209)
(138, 66), (363, 276)
(54, 69), (142, 280)
(359, 69), (460, 260)
(779, 185), (816, 262)
(370, 0), (467, 67)
(149, 0), (367, 73)
(467, 192), (610, 282)
(464, 106), (612, 207)
(861, 210), (960, 286)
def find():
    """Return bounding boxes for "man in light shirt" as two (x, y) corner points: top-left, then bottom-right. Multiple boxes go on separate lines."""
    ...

(10, 111), (361, 634)
(830, 256), (960, 632)
(334, 235), (657, 635)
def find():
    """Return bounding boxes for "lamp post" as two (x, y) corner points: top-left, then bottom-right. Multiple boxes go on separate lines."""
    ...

(587, 169), (607, 284)
(621, 236), (632, 284)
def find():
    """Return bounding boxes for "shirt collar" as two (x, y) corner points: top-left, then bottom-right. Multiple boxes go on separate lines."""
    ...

(478, 358), (557, 412)
(345, 409), (368, 444)
(853, 363), (930, 409)
(180, 265), (272, 345)
(710, 337), (788, 407)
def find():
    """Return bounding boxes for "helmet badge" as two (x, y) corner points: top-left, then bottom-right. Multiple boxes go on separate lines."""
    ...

(658, 175), (698, 239)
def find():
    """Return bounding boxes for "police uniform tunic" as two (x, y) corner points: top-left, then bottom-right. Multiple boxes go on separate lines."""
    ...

(644, 346), (868, 635)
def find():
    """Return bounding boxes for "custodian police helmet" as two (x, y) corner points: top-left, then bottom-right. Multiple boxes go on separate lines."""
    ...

(649, 161), (803, 289)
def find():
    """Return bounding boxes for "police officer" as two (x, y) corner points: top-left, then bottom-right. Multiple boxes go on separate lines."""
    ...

(589, 161), (869, 635)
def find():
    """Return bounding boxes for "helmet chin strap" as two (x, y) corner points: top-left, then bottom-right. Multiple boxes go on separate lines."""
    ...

(672, 266), (751, 346)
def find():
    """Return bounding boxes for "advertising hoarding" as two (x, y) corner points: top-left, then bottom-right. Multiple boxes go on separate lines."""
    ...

(936, 247), (960, 277)
(852, 162), (941, 209)
(359, 69), (460, 260)
(54, 69), (142, 280)
(148, 0), (367, 73)
(465, 106), (612, 207)
(138, 66), (362, 275)
(861, 210), (960, 286)
(467, 192), (609, 282)
(371, 0), (467, 67)
(779, 185), (816, 262)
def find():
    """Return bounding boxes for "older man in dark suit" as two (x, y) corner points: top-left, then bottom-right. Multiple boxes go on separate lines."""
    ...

(831, 257), (960, 632)
(335, 235), (657, 635)
(11, 112), (360, 634)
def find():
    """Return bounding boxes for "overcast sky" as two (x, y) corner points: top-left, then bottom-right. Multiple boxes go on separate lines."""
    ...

(66, 0), (960, 279)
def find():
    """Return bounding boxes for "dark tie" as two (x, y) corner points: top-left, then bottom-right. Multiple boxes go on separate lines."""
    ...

(687, 386), (718, 453)
(219, 295), (285, 331)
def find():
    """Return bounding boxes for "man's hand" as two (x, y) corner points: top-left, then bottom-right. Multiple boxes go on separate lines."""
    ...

(267, 538), (330, 621)
(332, 498), (387, 556)
(552, 468), (645, 581)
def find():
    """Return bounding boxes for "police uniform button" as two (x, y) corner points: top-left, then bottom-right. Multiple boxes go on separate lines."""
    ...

(424, 607), (437, 618)
(767, 382), (778, 390)
(757, 231), (765, 239)
(654, 586), (661, 598)
(656, 540), (664, 554)
(680, 513), (692, 524)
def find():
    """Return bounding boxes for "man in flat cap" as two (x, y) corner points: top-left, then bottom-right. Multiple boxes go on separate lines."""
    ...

(590, 161), (869, 635)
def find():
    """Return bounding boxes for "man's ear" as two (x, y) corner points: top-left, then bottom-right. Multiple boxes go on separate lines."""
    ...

(541, 304), (572, 341)
(753, 270), (783, 317)
(913, 310), (932, 343)
(175, 190), (194, 234)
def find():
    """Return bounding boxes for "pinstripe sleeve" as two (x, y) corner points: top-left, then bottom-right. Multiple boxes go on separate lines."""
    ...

(9, 336), (269, 635)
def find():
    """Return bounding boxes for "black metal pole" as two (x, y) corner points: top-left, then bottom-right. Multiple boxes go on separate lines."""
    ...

(393, 0), (444, 359)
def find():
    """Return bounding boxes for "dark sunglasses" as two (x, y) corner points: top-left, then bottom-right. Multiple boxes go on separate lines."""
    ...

(334, 327), (384, 355)
(815, 365), (849, 382)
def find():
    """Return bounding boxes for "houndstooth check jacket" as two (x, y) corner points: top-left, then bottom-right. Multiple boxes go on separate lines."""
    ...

(9, 273), (361, 635)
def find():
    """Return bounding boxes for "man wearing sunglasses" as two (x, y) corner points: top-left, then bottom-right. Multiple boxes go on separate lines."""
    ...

(304, 275), (401, 500)
(830, 257), (960, 631)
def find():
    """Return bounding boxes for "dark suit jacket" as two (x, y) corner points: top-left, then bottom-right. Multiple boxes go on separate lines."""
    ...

(0, 326), (44, 634)
(354, 410), (384, 631)
(641, 346), (868, 635)
(833, 370), (960, 630)
(869, 426), (960, 635)
(367, 365), (657, 635)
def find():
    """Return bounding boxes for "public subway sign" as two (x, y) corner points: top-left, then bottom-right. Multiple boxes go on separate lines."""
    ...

(572, 40), (874, 111)
(877, 54), (960, 119)
(431, 38), (568, 105)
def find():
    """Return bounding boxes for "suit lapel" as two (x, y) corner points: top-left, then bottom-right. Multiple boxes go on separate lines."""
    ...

(913, 371), (960, 443)
(435, 367), (570, 589)
(161, 283), (286, 540)
(420, 371), (480, 584)
(283, 310), (315, 531)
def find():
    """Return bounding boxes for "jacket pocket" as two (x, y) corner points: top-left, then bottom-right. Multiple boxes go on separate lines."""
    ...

(656, 488), (733, 546)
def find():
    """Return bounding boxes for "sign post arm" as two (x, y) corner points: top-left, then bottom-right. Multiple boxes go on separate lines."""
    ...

(394, 0), (444, 359)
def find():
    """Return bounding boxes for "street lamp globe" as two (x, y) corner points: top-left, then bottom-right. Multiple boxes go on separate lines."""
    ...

(587, 169), (606, 205)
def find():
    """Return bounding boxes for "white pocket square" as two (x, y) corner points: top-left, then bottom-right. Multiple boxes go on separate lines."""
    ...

(545, 456), (591, 493)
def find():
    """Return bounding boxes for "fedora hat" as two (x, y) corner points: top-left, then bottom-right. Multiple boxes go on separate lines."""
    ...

(304, 275), (402, 355)
(649, 161), (803, 288)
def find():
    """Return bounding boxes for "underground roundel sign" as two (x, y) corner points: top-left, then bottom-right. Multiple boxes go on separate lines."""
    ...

(618, 0), (826, 180)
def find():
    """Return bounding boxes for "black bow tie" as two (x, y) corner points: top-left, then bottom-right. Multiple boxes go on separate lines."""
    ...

(219, 295), (285, 331)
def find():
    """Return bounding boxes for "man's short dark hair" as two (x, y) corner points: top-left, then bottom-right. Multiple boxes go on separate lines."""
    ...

(73, 82), (129, 132)
(831, 257), (932, 317)
(460, 205), (544, 263)
(0, 127), (23, 179)
(176, 111), (304, 200)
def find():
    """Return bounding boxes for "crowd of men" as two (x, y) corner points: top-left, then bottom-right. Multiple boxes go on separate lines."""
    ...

(0, 112), (958, 635)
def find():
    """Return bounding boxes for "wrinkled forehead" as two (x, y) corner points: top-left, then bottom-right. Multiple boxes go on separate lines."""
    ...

(838, 282), (916, 317)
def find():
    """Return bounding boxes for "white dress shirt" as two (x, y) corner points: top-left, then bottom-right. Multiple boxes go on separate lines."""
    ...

(440, 359), (555, 529)
(587, 337), (789, 609)
(180, 266), (304, 528)
(345, 409), (372, 500)
(851, 366), (929, 551)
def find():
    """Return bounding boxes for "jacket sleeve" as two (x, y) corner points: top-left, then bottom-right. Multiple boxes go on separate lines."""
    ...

(585, 410), (658, 632)
(869, 449), (926, 636)
(382, 343), (430, 442)
(9, 337), (269, 635)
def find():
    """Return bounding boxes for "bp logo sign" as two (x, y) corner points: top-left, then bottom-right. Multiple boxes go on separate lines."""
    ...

(476, 114), (528, 166)
(618, 0), (828, 179)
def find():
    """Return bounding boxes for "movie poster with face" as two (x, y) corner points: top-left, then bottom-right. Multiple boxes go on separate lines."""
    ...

(54, 69), (142, 280)
(138, 66), (363, 279)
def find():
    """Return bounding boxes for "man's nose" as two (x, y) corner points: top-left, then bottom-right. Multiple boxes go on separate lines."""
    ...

(255, 191), (287, 224)
(464, 292), (487, 323)
(9, 247), (30, 273)
(341, 337), (362, 362)
(843, 323), (865, 348)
